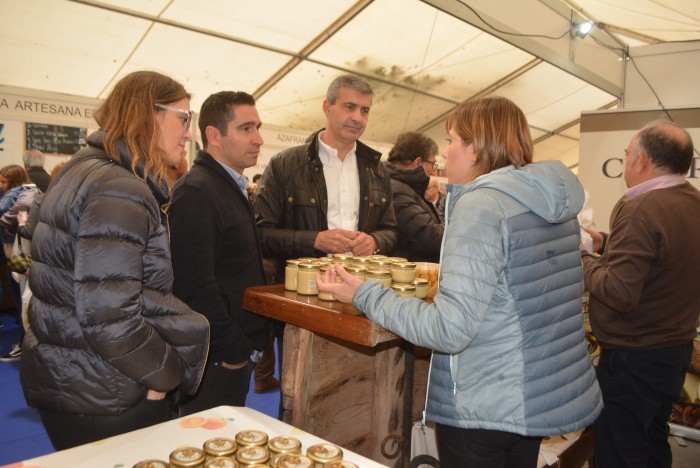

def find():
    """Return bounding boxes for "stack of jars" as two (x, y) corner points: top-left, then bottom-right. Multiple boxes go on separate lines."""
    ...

(152, 429), (357, 467)
(284, 254), (432, 300)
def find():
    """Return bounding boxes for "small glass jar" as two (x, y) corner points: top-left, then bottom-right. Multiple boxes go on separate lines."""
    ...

(133, 460), (169, 468)
(235, 429), (269, 448)
(268, 436), (302, 456)
(317, 265), (336, 301)
(270, 452), (286, 468)
(316, 256), (332, 264)
(349, 256), (371, 266)
(306, 443), (343, 467)
(391, 262), (416, 284)
(344, 265), (367, 281)
(366, 268), (392, 288)
(285, 259), (301, 291)
(204, 437), (237, 459)
(235, 446), (270, 466)
(296, 262), (320, 295)
(204, 457), (239, 467)
(391, 282), (416, 298)
(414, 278), (429, 299)
(170, 447), (207, 468)
(276, 453), (314, 467)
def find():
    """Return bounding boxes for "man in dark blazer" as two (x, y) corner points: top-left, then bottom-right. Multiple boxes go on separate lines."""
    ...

(169, 91), (271, 415)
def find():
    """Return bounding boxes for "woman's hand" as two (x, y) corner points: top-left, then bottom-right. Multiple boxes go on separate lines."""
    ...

(316, 264), (364, 304)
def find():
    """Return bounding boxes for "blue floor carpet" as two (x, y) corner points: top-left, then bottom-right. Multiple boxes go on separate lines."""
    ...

(0, 312), (280, 466)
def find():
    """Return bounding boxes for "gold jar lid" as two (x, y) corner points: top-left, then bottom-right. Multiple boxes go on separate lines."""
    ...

(286, 259), (302, 267)
(386, 257), (408, 263)
(268, 436), (302, 455)
(332, 253), (352, 261)
(133, 460), (170, 468)
(349, 256), (371, 264)
(414, 278), (428, 285)
(235, 446), (270, 465)
(235, 430), (269, 447)
(276, 453), (314, 467)
(326, 461), (359, 468)
(203, 437), (237, 457)
(366, 268), (391, 278)
(270, 452), (286, 468)
(392, 261), (416, 270)
(344, 265), (367, 275)
(391, 282), (416, 292)
(316, 256), (332, 263)
(368, 254), (388, 259)
(297, 262), (320, 272)
(170, 447), (207, 467)
(204, 457), (239, 468)
(306, 443), (343, 464)
(369, 258), (394, 268)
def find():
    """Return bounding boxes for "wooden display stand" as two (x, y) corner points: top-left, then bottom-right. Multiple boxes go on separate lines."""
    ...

(244, 284), (428, 467)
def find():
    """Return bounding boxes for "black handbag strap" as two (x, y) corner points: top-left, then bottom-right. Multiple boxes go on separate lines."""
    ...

(410, 454), (441, 467)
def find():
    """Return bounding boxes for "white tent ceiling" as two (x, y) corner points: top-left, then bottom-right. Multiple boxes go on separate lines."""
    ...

(2, 0), (699, 170)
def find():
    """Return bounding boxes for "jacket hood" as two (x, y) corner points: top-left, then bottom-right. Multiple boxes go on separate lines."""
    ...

(87, 130), (170, 206)
(387, 164), (430, 196)
(448, 160), (584, 223)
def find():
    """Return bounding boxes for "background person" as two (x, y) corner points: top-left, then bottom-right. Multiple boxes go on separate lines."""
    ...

(581, 120), (700, 468)
(318, 96), (601, 468)
(169, 91), (271, 415)
(424, 176), (445, 222)
(386, 131), (444, 263)
(22, 149), (50, 192)
(19, 70), (210, 450)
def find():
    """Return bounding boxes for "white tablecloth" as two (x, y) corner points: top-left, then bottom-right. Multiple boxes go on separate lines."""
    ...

(10, 406), (388, 468)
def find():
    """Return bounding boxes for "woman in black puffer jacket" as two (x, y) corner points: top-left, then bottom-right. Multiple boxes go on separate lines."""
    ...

(20, 71), (209, 450)
(387, 132), (444, 263)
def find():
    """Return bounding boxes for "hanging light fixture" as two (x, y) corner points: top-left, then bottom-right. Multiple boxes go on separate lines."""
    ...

(572, 21), (594, 38)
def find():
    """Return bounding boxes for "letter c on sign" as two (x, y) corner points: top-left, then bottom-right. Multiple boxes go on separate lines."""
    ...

(602, 158), (623, 178)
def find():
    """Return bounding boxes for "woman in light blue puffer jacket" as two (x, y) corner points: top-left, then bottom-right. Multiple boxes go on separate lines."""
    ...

(318, 96), (601, 468)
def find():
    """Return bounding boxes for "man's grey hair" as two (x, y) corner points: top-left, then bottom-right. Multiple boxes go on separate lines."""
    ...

(326, 74), (373, 104)
(23, 149), (45, 168)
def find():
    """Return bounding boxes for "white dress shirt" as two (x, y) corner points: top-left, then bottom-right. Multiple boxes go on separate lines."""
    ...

(318, 132), (360, 231)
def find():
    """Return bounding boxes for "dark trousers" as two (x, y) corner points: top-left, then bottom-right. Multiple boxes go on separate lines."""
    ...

(178, 359), (254, 416)
(436, 424), (542, 468)
(594, 343), (692, 468)
(39, 398), (169, 451)
(254, 333), (277, 384)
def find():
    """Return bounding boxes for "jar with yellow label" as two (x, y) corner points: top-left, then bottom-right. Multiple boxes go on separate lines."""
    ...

(366, 268), (392, 288)
(204, 457), (239, 467)
(414, 278), (429, 299)
(203, 437), (237, 459)
(307, 443), (343, 466)
(276, 453), (314, 467)
(170, 447), (207, 467)
(133, 460), (170, 468)
(285, 259), (301, 291)
(268, 436), (302, 456)
(317, 265), (336, 301)
(344, 265), (367, 281)
(235, 446), (270, 466)
(235, 429), (269, 447)
(296, 262), (320, 295)
(391, 282), (416, 298)
(391, 262), (416, 283)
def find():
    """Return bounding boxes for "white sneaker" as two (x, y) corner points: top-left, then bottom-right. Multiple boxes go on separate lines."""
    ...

(0, 343), (21, 362)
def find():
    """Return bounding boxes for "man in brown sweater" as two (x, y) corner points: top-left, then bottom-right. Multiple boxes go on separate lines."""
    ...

(582, 120), (700, 468)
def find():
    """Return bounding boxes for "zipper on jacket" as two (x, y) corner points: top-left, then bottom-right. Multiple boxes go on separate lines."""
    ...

(360, 166), (372, 231)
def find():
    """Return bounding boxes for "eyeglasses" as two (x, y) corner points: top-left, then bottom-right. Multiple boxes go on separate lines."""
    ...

(423, 160), (439, 171)
(155, 103), (193, 130)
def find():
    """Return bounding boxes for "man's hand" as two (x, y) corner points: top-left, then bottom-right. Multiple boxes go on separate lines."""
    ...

(314, 229), (358, 254)
(347, 232), (378, 257)
(146, 389), (167, 400)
